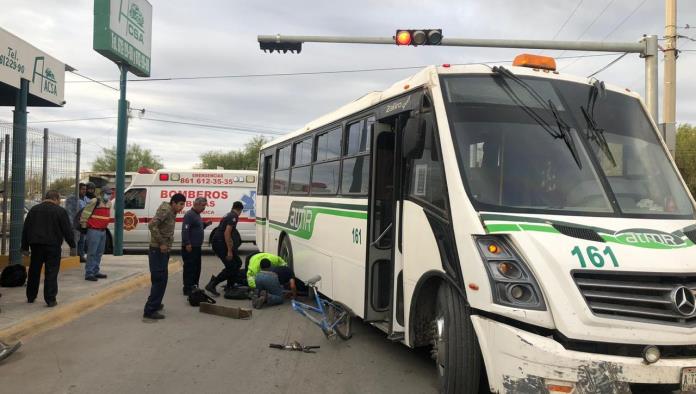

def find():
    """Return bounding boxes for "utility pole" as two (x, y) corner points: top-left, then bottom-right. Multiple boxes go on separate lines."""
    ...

(663, 0), (677, 156)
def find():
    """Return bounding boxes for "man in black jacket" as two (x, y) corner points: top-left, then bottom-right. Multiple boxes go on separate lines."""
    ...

(21, 190), (76, 307)
(181, 197), (212, 295)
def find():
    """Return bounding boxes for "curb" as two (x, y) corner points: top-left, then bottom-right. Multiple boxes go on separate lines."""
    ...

(0, 259), (182, 343)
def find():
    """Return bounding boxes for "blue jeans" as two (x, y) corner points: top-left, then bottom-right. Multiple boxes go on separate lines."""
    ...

(77, 231), (86, 257)
(255, 272), (283, 306)
(144, 247), (169, 315)
(85, 229), (106, 277)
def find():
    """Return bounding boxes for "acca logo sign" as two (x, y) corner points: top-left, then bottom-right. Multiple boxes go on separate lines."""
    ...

(241, 191), (256, 218)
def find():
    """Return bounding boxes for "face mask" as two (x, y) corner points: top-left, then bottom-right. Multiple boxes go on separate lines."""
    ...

(102, 194), (111, 203)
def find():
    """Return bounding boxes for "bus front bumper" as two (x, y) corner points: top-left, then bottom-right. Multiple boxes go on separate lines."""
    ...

(472, 315), (695, 393)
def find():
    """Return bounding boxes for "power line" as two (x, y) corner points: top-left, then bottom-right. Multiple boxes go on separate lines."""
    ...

(549, 0), (586, 41)
(0, 116), (117, 125)
(134, 117), (289, 136)
(587, 52), (629, 78)
(601, 0), (649, 40)
(574, 0), (618, 41)
(63, 53), (625, 85)
(144, 109), (288, 134)
(68, 70), (119, 92)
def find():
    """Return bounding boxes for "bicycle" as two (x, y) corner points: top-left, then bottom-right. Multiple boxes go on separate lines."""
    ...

(291, 275), (352, 340)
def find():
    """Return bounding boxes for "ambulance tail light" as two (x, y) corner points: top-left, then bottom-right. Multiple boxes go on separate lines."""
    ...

(474, 235), (546, 310)
(159, 173), (169, 181)
(512, 53), (557, 71)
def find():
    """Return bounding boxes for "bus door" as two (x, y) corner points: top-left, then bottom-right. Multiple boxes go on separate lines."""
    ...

(365, 92), (422, 324)
(258, 153), (273, 250)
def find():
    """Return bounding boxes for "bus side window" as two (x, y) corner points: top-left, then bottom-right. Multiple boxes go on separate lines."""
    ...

(124, 188), (146, 209)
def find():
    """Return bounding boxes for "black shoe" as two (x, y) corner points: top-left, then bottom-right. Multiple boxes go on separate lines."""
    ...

(27, 298), (35, 304)
(95, 273), (107, 279)
(46, 300), (57, 308)
(252, 290), (267, 309)
(183, 288), (191, 296)
(143, 311), (165, 320)
(85, 276), (98, 281)
(205, 275), (221, 297)
(158, 304), (164, 311)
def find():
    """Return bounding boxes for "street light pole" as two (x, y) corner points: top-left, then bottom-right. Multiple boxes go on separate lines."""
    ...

(114, 63), (129, 256)
(663, 0), (678, 155)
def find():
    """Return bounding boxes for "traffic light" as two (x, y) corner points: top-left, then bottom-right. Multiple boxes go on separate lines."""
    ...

(395, 29), (442, 46)
(259, 41), (302, 54)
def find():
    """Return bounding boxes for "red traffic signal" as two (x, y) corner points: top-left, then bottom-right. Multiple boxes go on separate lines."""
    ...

(395, 29), (442, 46)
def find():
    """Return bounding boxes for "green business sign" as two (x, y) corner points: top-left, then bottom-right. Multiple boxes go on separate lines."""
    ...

(93, 0), (152, 77)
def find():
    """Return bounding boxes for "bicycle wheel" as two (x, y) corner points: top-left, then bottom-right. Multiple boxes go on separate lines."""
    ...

(326, 301), (352, 340)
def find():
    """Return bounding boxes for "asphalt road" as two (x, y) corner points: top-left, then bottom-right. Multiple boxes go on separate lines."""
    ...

(0, 253), (438, 394)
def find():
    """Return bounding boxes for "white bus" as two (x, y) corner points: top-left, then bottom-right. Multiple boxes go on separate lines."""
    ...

(256, 55), (696, 393)
(106, 169), (257, 251)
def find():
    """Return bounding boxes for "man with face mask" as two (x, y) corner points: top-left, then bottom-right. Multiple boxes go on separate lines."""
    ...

(80, 188), (112, 281)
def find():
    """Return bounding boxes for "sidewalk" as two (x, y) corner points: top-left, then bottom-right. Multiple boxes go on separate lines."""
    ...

(0, 254), (181, 342)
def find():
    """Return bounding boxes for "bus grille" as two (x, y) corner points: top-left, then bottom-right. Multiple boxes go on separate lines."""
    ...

(552, 224), (604, 243)
(573, 271), (696, 327)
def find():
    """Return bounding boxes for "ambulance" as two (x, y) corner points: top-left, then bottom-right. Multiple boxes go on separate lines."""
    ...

(106, 169), (257, 251)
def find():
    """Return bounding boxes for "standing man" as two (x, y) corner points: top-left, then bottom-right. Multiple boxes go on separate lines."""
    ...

(205, 201), (244, 296)
(80, 188), (112, 281)
(181, 197), (212, 295)
(143, 193), (186, 320)
(64, 182), (89, 262)
(21, 190), (76, 307)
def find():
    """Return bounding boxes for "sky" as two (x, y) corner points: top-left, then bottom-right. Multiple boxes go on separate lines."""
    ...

(0, 0), (695, 170)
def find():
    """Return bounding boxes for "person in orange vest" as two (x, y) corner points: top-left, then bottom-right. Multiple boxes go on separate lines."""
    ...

(80, 188), (112, 281)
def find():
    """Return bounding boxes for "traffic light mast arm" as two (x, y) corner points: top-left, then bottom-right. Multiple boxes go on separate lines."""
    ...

(258, 34), (645, 53)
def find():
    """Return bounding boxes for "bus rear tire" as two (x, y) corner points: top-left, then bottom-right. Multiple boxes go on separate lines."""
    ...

(278, 234), (293, 271)
(434, 283), (482, 394)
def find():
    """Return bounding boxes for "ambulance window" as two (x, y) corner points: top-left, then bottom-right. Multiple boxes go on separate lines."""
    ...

(124, 188), (146, 209)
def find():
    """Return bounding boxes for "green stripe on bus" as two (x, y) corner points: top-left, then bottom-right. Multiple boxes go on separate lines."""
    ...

(269, 207), (367, 240)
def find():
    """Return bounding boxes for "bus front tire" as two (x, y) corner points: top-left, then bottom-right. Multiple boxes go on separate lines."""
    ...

(434, 283), (482, 394)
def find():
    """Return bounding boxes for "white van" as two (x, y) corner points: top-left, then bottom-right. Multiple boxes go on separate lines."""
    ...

(106, 169), (257, 251)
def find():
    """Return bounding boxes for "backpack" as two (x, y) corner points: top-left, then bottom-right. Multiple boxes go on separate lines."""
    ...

(224, 285), (251, 300)
(1, 264), (27, 287)
(188, 287), (216, 307)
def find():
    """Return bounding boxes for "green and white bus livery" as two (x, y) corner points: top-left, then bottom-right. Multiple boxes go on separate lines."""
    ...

(255, 56), (696, 393)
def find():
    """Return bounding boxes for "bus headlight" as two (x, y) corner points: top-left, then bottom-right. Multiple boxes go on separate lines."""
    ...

(474, 236), (546, 310)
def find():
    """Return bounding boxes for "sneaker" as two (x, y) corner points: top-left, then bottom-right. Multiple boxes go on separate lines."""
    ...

(252, 290), (267, 309)
(95, 273), (107, 279)
(85, 276), (98, 281)
(143, 311), (165, 320)
(46, 300), (57, 308)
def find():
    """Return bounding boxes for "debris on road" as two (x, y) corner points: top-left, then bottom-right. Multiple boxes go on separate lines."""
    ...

(199, 303), (252, 319)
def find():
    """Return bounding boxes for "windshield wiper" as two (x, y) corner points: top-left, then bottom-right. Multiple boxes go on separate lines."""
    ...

(581, 79), (616, 167)
(491, 66), (582, 168)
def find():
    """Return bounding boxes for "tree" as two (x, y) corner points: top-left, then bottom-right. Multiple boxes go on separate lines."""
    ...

(198, 135), (269, 170)
(48, 177), (77, 197)
(676, 123), (696, 197)
(92, 143), (164, 172)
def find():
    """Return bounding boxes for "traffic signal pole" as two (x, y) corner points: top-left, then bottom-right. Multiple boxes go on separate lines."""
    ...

(258, 34), (660, 126)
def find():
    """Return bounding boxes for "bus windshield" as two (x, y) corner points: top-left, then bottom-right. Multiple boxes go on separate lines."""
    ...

(442, 74), (694, 218)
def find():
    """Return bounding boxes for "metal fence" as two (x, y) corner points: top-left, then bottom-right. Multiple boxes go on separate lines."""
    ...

(0, 123), (80, 256)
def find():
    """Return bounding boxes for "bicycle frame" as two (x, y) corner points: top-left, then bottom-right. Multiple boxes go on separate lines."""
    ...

(291, 284), (346, 336)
